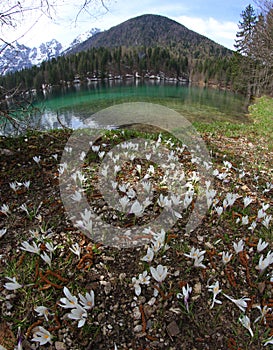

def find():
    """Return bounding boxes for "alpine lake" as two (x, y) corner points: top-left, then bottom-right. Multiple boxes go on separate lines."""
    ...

(2, 79), (250, 134)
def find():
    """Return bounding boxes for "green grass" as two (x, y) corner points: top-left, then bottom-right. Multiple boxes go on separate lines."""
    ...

(193, 96), (273, 144)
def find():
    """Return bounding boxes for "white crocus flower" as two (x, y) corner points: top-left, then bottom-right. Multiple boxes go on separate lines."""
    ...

(132, 277), (141, 296)
(78, 290), (95, 310)
(0, 203), (11, 216)
(264, 336), (273, 346)
(193, 255), (206, 268)
(69, 243), (81, 259)
(258, 254), (272, 273)
(207, 281), (222, 309)
(262, 215), (272, 229)
(141, 247), (154, 263)
(150, 264), (168, 283)
(59, 287), (79, 309)
(4, 277), (23, 290)
(71, 191), (82, 202)
(0, 228), (7, 238)
(32, 326), (52, 345)
(129, 200), (144, 217)
(254, 305), (271, 325)
(239, 315), (253, 337)
(68, 305), (88, 328)
(223, 294), (250, 312)
(257, 239), (269, 253)
(34, 306), (51, 321)
(119, 196), (130, 211)
(40, 252), (52, 267)
(233, 239), (244, 254)
(20, 241), (40, 254)
(33, 155), (41, 164)
(241, 215), (249, 226)
(138, 271), (151, 285)
(215, 206), (223, 216)
(243, 196), (253, 208)
(184, 247), (206, 260)
(177, 283), (192, 312)
(222, 251), (233, 264)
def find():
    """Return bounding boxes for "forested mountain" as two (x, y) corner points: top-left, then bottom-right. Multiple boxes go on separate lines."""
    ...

(68, 14), (230, 56)
(0, 14), (234, 91)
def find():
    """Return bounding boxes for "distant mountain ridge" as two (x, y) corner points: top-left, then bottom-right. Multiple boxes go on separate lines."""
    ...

(0, 28), (101, 75)
(67, 14), (230, 56)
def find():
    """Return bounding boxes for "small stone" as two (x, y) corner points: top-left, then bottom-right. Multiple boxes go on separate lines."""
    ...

(133, 325), (143, 333)
(166, 321), (180, 337)
(193, 282), (202, 294)
(133, 307), (141, 320)
(55, 341), (67, 350)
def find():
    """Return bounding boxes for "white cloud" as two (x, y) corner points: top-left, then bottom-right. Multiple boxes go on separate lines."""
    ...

(174, 15), (238, 49)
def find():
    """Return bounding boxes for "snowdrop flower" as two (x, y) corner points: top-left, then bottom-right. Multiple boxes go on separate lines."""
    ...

(254, 305), (271, 325)
(59, 287), (79, 309)
(79, 290), (95, 310)
(141, 246), (154, 263)
(0, 203), (11, 216)
(4, 277), (23, 290)
(20, 241), (40, 255)
(257, 239), (269, 253)
(207, 281), (222, 309)
(150, 264), (168, 283)
(239, 315), (253, 337)
(0, 228), (7, 238)
(132, 277), (141, 296)
(32, 326), (52, 345)
(223, 294), (250, 312)
(33, 155), (41, 164)
(67, 307), (88, 329)
(233, 239), (244, 254)
(222, 251), (233, 264)
(69, 243), (81, 259)
(40, 252), (52, 267)
(177, 283), (192, 312)
(243, 196), (253, 208)
(34, 306), (51, 321)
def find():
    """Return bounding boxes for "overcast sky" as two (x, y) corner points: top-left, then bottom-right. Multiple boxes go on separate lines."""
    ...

(1, 0), (256, 50)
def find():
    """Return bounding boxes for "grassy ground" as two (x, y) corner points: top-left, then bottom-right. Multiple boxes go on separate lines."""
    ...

(0, 96), (272, 350)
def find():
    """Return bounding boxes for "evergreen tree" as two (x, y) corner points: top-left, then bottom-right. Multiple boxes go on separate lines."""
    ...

(234, 4), (257, 55)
